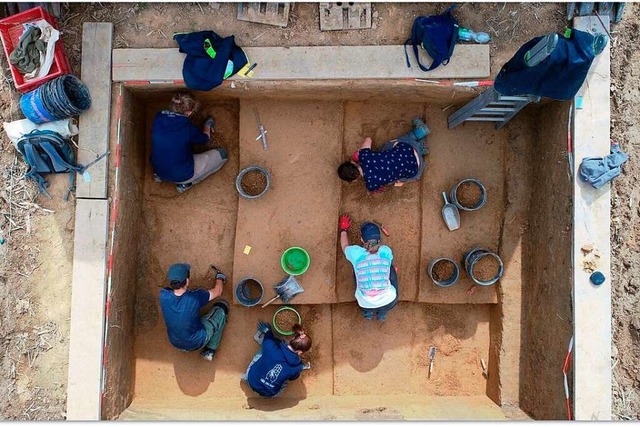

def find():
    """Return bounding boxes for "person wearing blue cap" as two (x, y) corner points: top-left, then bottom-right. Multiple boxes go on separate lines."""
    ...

(337, 117), (430, 193)
(159, 263), (229, 361)
(338, 215), (399, 321)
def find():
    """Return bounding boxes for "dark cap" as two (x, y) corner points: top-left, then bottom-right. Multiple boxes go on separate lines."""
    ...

(361, 222), (381, 243)
(167, 263), (190, 283)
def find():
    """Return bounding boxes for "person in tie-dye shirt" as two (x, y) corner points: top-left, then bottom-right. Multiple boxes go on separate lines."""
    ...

(339, 217), (399, 322)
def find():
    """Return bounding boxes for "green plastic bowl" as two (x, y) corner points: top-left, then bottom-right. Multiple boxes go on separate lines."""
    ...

(273, 306), (302, 336)
(280, 246), (310, 276)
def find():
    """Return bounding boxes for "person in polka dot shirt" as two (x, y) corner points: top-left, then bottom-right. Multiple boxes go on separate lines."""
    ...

(337, 117), (430, 193)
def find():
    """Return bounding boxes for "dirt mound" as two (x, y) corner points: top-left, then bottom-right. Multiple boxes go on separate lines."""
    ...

(456, 181), (483, 208)
(432, 260), (455, 282)
(240, 170), (267, 196)
(472, 256), (500, 282)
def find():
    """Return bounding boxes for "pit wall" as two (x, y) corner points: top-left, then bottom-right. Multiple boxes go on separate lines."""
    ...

(102, 81), (568, 420)
(101, 86), (146, 419)
(520, 101), (573, 419)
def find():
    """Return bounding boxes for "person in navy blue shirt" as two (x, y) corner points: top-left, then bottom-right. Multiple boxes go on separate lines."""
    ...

(159, 263), (229, 361)
(337, 117), (430, 193)
(242, 322), (312, 398)
(151, 91), (228, 193)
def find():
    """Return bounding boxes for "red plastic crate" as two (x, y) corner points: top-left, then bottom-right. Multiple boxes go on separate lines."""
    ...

(0, 6), (71, 92)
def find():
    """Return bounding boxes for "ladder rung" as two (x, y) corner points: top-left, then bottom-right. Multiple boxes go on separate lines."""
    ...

(497, 96), (531, 102)
(479, 108), (515, 113)
(466, 117), (506, 122)
(488, 101), (517, 106)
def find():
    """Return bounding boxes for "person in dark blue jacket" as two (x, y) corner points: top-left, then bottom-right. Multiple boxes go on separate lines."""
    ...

(151, 90), (228, 193)
(242, 322), (312, 398)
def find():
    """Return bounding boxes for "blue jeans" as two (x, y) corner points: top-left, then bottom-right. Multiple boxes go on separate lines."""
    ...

(381, 130), (427, 182)
(356, 265), (399, 321)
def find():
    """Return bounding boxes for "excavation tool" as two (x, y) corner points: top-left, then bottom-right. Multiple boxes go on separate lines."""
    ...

(261, 275), (304, 308)
(428, 345), (437, 378)
(254, 108), (268, 151)
(441, 192), (460, 231)
(373, 220), (390, 237)
(481, 358), (488, 378)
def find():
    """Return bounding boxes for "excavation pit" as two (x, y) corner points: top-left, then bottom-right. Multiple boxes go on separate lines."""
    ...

(96, 80), (573, 421)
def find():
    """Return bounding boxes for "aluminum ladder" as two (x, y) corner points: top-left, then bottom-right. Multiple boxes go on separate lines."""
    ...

(447, 87), (540, 130)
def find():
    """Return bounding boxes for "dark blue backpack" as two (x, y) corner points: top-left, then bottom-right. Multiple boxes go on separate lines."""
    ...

(15, 129), (107, 201)
(404, 5), (459, 72)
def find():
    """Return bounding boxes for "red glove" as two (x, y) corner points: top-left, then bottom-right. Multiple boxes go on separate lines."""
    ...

(339, 214), (351, 232)
(351, 150), (360, 163)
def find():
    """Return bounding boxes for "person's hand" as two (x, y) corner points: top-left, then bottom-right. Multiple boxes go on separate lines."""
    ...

(204, 116), (215, 129)
(215, 271), (227, 283)
(339, 214), (351, 232)
(351, 150), (360, 163)
(394, 181), (404, 187)
(257, 321), (271, 334)
(302, 362), (311, 370)
(211, 265), (226, 284)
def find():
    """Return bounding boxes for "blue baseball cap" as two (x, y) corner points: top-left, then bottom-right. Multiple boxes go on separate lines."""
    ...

(361, 222), (381, 243)
(167, 263), (190, 283)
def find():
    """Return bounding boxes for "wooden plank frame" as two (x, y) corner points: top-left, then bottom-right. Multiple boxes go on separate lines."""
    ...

(77, 22), (113, 199)
(572, 16), (612, 420)
(66, 199), (109, 420)
(112, 45), (490, 82)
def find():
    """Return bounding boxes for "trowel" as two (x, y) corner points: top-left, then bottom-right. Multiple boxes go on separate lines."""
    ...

(441, 192), (460, 231)
(428, 345), (437, 378)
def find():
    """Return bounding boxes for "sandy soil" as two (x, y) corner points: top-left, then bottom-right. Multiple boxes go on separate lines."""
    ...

(0, 1), (637, 420)
(608, 3), (640, 419)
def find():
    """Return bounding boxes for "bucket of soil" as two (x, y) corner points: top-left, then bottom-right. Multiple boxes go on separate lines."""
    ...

(428, 257), (460, 287)
(235, 277), (264, 307)
(450, 178), (487, 211)
(272, 306), (302, 336)
(281, 246), (310, 276)
(463, 248), (504, 286)
(236, 166), (270, 199)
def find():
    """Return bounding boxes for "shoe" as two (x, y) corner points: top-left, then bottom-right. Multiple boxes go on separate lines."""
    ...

(362, 312), (374, 320)
(213, 299), (230, 316)
(377, 312), (388, 322)
(153, 173), (163, 183)
(411, 117), (431, 140)
(200, 347), (216, 361)
(176, 183), (193, 193)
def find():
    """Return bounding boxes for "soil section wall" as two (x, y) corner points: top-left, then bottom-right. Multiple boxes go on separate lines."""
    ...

(101, 83), (568, 420)
(101, 87), (146, 419)
(520, 102), (573, 419)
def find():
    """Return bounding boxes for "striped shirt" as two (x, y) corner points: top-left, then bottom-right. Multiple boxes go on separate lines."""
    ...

(344, 245), (397, 308)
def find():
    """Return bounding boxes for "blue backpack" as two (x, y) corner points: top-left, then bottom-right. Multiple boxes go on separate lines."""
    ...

(15, 129), (105, 200)
(404, 5), (459, 72)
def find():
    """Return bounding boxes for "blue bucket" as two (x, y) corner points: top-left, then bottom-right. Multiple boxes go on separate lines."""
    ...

(20, 86), (57, 124)
(20, 75), (91, 124)
(235, 277), (264, 307)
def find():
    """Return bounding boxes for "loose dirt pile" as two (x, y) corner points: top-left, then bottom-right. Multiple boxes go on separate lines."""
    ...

(243, 279), (262, 300)
(432, 260), (455, 282)
(275, 309), (299, 334)
(456, 181), (483, 208)
(240, 170), (267, 196)
(472, 256), (500, 282)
